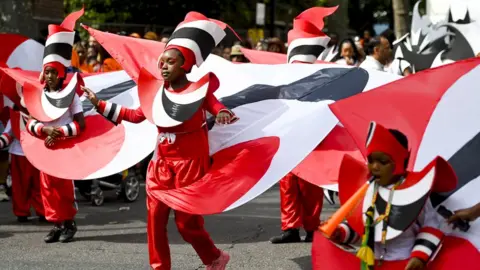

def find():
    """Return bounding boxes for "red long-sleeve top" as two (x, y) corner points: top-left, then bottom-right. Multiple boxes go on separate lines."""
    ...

(97, 83), (229, 159)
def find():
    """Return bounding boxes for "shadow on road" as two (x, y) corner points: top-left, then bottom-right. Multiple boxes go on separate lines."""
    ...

(0, 231), (14, 239)
(292, 255), (313, 270)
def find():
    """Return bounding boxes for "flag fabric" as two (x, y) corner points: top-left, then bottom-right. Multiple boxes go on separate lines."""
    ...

(329, 58), (480, 250)
(44, 27), (400, 212)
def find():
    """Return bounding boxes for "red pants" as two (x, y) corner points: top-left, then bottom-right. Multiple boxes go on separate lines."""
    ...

(11, 154), (44, 217)
(40, 172), (77, 222)
(146, 157), (220, 270)
(280, 172), (323, 231)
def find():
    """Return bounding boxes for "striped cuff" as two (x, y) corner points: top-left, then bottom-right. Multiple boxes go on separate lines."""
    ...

(0, 133), (12, 149)
(411, 227), (444, 262)
(59, 121), (81, 137)
(338, 222), (360, 244)
(27, 119), (45, 137)
(97, 100), (124, 124)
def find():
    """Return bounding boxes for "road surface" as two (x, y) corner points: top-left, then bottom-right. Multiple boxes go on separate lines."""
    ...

(0, 183), (337, 270)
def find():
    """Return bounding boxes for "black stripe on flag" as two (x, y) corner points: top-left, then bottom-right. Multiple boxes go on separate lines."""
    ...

(43, 43), (73, 61)
(431, 131), (480, 207)
(288, 45), (325, 62)
(168, 27), (216, 62)
(44, 87), (76, 109)
(82, 80), (136, 112)
(206, 67), (368, 129)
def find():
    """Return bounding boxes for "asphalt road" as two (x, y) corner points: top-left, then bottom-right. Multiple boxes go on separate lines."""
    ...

(0, 183), (337, 270)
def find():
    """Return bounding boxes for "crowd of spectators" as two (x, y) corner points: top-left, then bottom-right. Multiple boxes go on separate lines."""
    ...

(71, 28), (410, 76)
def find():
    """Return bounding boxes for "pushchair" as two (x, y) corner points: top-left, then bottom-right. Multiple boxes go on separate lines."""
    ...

(75, 167), (141, 206)
(74, 154), (151, 206)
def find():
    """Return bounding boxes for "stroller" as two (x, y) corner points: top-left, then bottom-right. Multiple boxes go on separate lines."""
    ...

(75, 167), (141, 206)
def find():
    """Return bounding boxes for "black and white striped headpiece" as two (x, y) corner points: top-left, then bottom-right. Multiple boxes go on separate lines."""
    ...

(287, 19), (330, 64)
(164, 12), (228, 67)
(286, 7), (337, 64)
(43, 7), (84, 71)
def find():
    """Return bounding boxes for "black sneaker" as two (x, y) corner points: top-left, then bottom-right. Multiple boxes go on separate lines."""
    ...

(44, 224), (62, 243)
(269, 229), (301, 244)
(17, 216), (29, 223)
(304, 231), (314, 242)
(59, 220), (77, 243)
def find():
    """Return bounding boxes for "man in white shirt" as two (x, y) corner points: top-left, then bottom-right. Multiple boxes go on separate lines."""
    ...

(359, 36), (392, 71)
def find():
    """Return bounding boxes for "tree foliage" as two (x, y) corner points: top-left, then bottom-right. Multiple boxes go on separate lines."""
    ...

(64, 0), (332, 29)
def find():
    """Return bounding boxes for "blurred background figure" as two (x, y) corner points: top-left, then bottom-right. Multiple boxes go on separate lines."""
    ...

(143, 31), (158, 41)
(159, 34), (169, 43)
(256, 40), (267, 51)
(222, 47), (231, 60)
(230, 45), (249, 63)
(73, 42), (94, 73)
(359, 36), (392, 71)
(267, 37), (286, 54)
(212, 47), (223, 57)
(331, 38), (362, 66)
(87, 46), (101, 72)
(129, 32), (141, 38)
(360, 29), (372, 47)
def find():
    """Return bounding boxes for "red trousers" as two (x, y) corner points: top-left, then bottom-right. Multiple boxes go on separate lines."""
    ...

(40, 172), (77, 222)
(11, 154), (44, 217)
(146, 156), (220, 270)
(280, 172), (323, 231)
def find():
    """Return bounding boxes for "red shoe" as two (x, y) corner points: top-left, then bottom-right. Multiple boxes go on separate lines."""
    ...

(206, 251), (230, 270)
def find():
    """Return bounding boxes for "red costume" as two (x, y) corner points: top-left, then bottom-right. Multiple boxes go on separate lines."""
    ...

(1, 109), (44, 218)
(95, 12), (236, 270)
(22, 8), (84, 243)
(272, 13), (331, 243)
(312, 122), (480, 269)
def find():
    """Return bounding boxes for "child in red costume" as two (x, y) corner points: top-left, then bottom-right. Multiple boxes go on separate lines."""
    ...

(25, 7), (86, 243)
(0, 107), (44, 222)
(270, 16), (330, 244)
(26, 65), (85, 243)
(312, 122), (469, 270)
(83, 13), (237, 270)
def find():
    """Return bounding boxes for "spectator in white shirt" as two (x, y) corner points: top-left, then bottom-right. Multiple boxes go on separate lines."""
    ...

(359, 36), (392, 71)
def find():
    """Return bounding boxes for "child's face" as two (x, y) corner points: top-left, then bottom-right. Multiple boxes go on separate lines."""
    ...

(367, 152), (395, 185)
(44, 67), (59, 90)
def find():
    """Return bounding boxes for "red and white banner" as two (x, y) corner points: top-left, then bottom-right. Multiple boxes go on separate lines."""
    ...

(0, 34), (44, 71)
(329, 58), (480, 250)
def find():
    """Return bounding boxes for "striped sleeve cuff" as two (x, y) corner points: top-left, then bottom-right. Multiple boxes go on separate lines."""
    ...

(59, 121), (81, 137)
(411, 227), (444, 262)
(0, 133), (12, 149)
(338, 222), (360, 244)
(27, 119), (44, 137)
(97, 100), (124, 125)
(217, 108), (239, 124)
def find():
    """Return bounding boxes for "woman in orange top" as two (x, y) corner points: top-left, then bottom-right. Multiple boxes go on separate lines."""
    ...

(73, 43), (94, 73)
